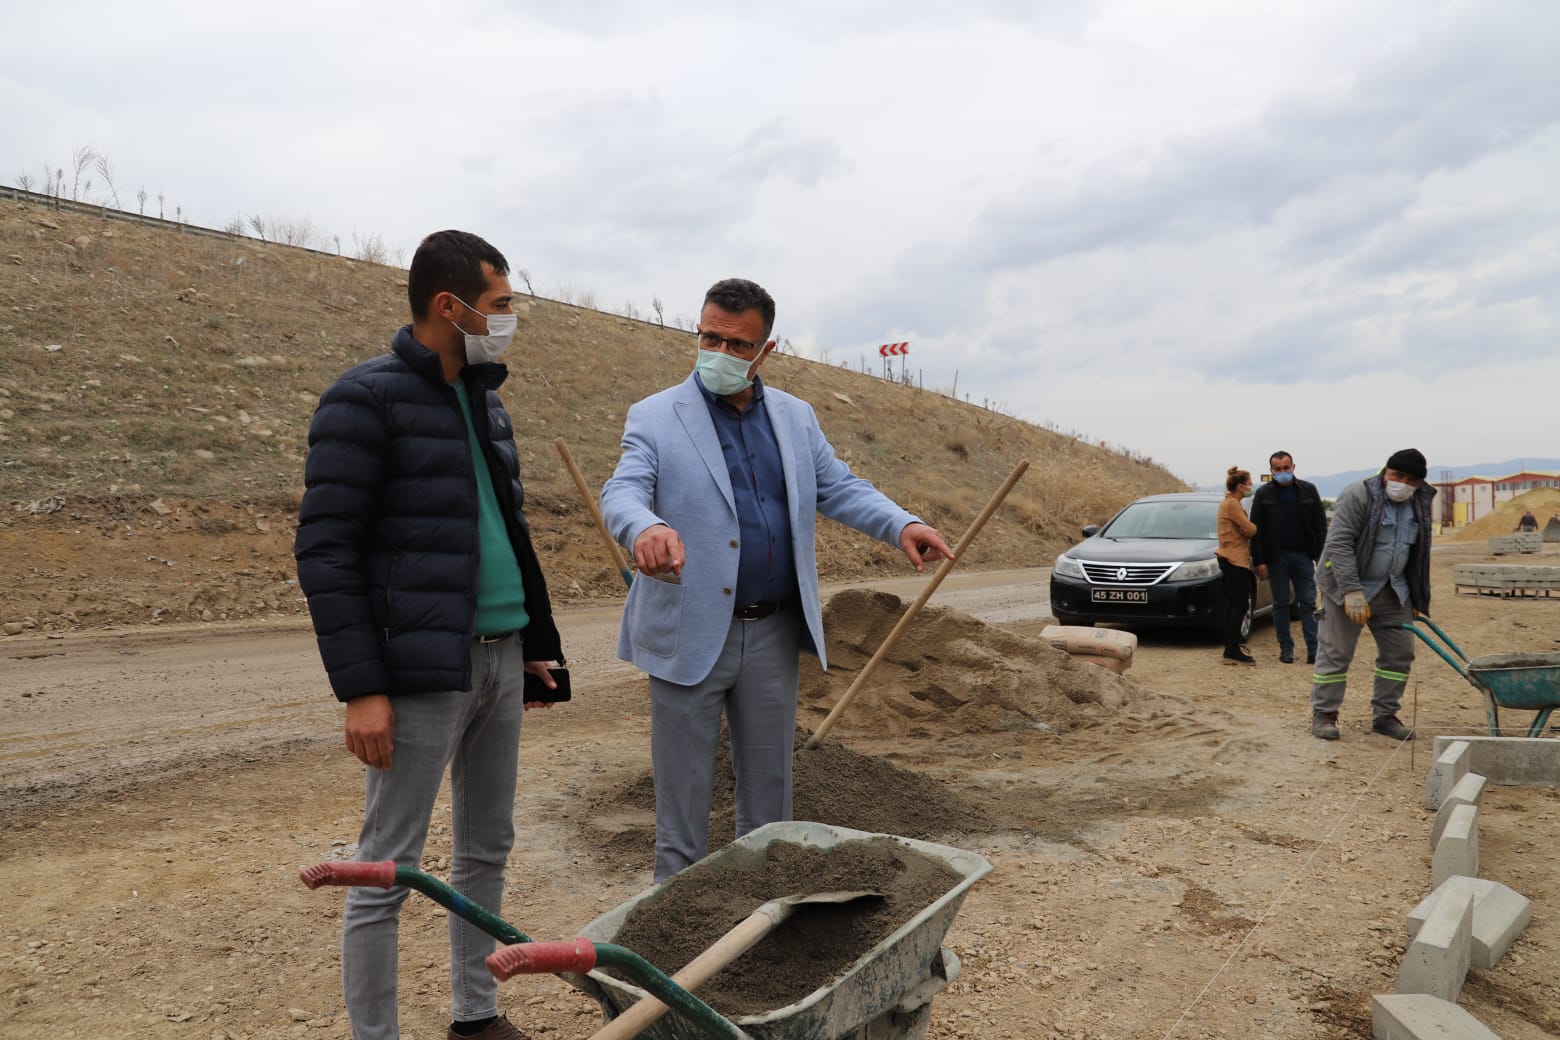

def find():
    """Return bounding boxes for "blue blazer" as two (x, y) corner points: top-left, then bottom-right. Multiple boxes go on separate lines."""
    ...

(601, 375), (917, 686)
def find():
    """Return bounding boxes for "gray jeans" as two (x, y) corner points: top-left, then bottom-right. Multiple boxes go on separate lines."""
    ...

(1310, 587), (1415, 719)
(342, 634), (526, 1040)
(648, 607), (802, 882)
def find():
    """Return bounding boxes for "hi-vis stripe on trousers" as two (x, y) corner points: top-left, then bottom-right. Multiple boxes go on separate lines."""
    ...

(1310, 587), (1415, 719)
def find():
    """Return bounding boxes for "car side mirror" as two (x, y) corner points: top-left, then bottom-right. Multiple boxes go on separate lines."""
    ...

(1081, 524), (1099, 538)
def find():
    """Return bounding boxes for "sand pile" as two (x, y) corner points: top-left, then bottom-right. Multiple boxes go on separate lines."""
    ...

(574, 592), (1164, 865)
(799, 587), (1143, 739)
(1450, 488), (1560, 542)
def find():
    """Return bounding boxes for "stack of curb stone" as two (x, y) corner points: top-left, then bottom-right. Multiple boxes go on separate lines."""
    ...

(1372, 737), (1560, 1038)
(1485, 532), (1542, 556)
(1452, 562), (1560, 598)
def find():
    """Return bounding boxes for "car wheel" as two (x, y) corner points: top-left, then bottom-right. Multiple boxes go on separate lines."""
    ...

(1237, 598), (1255, 642)
(1054, 614), (1092, 628)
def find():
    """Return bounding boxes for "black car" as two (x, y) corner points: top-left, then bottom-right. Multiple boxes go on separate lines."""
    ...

(1048, 492), (1274, 639)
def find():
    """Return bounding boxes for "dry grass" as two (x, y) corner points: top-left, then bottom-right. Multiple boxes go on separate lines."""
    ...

(0, 202), (1186, 598)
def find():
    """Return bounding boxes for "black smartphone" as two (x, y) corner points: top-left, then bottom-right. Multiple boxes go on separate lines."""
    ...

(523, 666), (571, 703)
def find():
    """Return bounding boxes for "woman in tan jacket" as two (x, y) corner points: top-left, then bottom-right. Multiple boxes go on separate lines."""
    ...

(1216, 466), (1258, 664)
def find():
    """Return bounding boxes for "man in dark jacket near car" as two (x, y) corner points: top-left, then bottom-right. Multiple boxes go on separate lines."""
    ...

(1249, 451), (1329, 664)
(295, 229), (562, 1040)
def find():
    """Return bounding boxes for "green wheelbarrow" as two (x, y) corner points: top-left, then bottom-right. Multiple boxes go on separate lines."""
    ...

(300, 822), (989, 1040)
(1403, 615), (1560, 737)
(299, 858), (753, 1039)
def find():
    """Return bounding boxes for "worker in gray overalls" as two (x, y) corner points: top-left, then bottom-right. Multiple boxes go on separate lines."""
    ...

(1310, 449), (1436, 742)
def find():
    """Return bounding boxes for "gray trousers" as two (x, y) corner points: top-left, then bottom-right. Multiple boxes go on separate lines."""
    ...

(342, 634), (526, 1040)
(648, 607), (802, 882)
(1310, 587), (1415, 719)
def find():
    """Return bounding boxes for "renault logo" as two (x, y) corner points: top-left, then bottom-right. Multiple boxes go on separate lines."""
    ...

(1116, 567), (1128, 581)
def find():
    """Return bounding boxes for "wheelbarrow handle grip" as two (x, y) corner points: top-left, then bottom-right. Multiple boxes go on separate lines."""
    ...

(488, 938), (597, 980)
(298, 861), (399, 890)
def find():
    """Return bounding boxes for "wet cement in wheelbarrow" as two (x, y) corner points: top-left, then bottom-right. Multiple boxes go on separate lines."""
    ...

(607, 837), (963, 1017)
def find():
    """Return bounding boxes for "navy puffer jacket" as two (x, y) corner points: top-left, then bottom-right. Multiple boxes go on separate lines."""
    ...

(295, 326), (562, 701)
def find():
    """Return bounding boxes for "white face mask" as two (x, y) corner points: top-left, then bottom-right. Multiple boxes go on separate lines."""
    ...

(695, 349), (758, 396)
(449, 296), (517, 364)
(1385, 480), (1415, 503)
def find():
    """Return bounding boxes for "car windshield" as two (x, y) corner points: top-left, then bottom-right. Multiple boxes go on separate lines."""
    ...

(1101, 500), (1219, 540)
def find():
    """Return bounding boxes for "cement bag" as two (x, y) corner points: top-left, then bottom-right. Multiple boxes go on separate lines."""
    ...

(1072, 653), (1130, 673)
(1039, 625), (1137, 661)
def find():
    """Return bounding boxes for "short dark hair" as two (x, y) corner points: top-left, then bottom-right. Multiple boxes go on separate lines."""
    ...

(1269, 451), (1293, 468)
(702, 278), (776, 337)
(408, 230), (509, 320)
(1226, 466), (1251, 492)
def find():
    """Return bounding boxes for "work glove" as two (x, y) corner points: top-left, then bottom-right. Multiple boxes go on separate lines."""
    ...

(1343, 591), (1370, 625)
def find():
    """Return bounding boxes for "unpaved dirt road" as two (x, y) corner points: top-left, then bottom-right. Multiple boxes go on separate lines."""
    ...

(3, 553), (1558, 1039)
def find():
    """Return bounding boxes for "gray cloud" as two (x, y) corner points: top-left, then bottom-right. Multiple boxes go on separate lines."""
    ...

(499, 0), (1095, 39)
(1346, 204), (1539, 277)
(725, 118), (848, 189)
(968, 7), (1560, 268)
(1276, 175), (1421, 261)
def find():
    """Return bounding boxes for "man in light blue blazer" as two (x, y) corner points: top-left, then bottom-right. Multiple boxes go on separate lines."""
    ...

(602, 278), (953, 881)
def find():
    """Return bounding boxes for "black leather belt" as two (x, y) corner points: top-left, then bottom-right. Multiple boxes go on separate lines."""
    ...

(476, 630), (517, 644)
(733, 601), (788, 621)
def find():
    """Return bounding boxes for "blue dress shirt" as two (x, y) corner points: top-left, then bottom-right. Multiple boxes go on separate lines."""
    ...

(695, 373), (797, 607)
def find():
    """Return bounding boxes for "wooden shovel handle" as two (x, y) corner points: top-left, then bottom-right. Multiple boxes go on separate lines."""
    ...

(587, 903), (788, 1040)
(555, 438), (635, 589)
(804, 458), (1029, 750)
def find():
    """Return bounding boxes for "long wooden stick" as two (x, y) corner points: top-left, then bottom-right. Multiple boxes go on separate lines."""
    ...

(555, 438), (635, 590)
(1412, 677), (1419, 771)
(804, 458), (1029, 750)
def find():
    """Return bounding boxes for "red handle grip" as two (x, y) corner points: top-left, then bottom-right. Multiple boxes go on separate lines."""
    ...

(487, 939), (597, 980)
(299, 861), (398, 890)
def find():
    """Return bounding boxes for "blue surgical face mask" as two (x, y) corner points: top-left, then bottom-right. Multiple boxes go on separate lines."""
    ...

(1273, 471), (1295, 485)
(695, 349), (757, 396)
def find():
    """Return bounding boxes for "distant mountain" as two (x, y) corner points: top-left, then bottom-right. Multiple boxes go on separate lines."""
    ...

(1306, 457), (1560, 498)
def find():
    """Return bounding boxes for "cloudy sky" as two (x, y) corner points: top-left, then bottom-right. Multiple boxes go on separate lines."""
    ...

(5, 0), (1557, 485)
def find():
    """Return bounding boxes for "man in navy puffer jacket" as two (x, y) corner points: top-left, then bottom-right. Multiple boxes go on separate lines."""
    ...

(296, 229), (562, 1040)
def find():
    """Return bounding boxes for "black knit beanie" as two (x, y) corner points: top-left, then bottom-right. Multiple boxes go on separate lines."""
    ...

(1384, 448), (1427, 480)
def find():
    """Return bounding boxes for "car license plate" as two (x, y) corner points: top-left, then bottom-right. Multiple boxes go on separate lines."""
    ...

(1091, 588), (1148, 604)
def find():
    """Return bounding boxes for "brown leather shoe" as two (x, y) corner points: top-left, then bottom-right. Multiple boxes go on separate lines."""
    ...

(448, 1014), (533, 1040)
(1372, 714), (1415, 741)
(1311, 712), (1340, 740)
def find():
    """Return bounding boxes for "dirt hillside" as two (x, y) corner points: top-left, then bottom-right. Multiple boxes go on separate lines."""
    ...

(0, 202), (1185, 635)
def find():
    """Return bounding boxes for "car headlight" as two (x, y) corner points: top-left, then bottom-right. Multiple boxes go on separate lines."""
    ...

(1167, 558), (1220, 582)
(1053, 555), (1085, 578)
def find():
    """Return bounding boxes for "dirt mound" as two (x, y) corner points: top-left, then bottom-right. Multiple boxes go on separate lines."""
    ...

(575, 731), (996, 867)
(798, 588), (1145, 739)
(573, 592), (1168, 865)
(1450, 488), (1560, 542)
